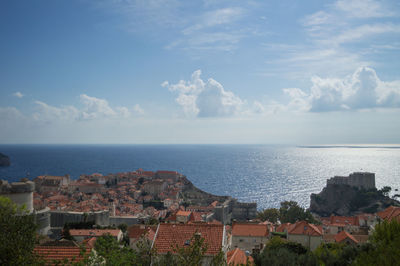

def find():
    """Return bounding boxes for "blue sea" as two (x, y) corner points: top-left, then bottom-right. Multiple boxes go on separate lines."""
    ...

(1, 144), (399, 209)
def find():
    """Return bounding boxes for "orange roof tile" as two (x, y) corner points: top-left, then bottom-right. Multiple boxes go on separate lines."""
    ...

(177, 210), (191, 217)
(154, 223), (224, 255)
(227, 248), (253, 265)
(377, 206), (400, 221)
(128, 225), (157, 240)
(34, 246), (91, 265)
(276, 223), (292, 233)
(329, 216), (359, 226)
(288, 221), (322, 236)
(232, 223), (269, 237)
(335, 231), (358, 244)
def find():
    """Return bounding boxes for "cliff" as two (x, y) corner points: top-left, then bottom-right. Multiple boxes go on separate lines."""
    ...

(310, 184), (400, 216)
(181, 176), (229, 206)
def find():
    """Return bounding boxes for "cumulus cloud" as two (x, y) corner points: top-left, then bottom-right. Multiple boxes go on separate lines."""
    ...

(80, 94), (118, 120)
(284, 67), (400, 112)
(163, 70), (243, 117)
(33, 101), (79, 122)
(13, 92), (24, 98)
(32, 94), (137, 123)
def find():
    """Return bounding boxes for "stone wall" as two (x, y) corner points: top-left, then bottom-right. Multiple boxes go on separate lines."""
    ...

(0, 179), (35, 212)
(50, 210), (110, 228)
(327, 172), (375, 190)
(232, 201), (257, 221)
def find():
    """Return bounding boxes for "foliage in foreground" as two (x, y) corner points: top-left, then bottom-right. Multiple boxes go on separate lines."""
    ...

(0, 196), (40, 266)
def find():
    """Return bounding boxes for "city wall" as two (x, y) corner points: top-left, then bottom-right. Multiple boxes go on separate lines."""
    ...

(50, 210), (110, 228)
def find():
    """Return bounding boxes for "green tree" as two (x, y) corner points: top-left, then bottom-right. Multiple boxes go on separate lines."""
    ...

(93, 234), (138, 265)
(173, 233), (209, 266)
(253, 236), (317, 266)
(354, 219), (400, 265)
(279, 201), (317, 224)
(314, 242), (361, 266)
(257, 208), (280, 223)
(380, 186), (392, 197)
(0, 196), (40, 265)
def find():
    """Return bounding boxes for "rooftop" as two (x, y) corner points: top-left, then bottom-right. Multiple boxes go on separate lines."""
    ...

(153, 223), (224, 255)
(232, 223), (269, 237)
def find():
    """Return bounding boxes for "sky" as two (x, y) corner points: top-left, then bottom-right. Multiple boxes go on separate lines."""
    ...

(0, 0), (400, 144)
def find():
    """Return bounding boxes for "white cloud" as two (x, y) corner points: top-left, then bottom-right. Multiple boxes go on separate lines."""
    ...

(182, 7), (243, 35)
(284, 67), (400, 112)
(334, 0), (394, 18)
(33, 101), (79, 122)
(326, 23), (400, 46)
(164, 70), (244, 117)
(133, 104), (145, 115)
(80, 94), (117, 120)
(31, 94), (139, 123)
(13, 92), (24, 98)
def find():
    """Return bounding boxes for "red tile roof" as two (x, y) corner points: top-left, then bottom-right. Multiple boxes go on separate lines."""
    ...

(329, 216), (359, 226)
(288, 221), (322, 236)
(177, 210), (191, 217)
(377, 206), (400, 221)
(34, 246), (91, 265)
(227, 248), (254, 265)
(275, 223), (292, 233)
(128, 225), (157, 241)
(335, 231), (358, 244)
(232, 223), (269, 237)
(153, 223), (224, 255)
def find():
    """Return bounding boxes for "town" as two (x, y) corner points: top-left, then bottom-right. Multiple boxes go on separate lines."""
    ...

(1, 170), (399, 265)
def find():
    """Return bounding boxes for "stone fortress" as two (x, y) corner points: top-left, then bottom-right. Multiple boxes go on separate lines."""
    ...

(0, 179), (51, 235)
(326, 172), (376, 190)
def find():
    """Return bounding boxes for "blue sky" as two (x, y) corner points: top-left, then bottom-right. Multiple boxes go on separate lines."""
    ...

(1, 0), (400, 144)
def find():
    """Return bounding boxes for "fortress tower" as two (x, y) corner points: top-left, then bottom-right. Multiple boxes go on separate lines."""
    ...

(326, 172), (376, 190)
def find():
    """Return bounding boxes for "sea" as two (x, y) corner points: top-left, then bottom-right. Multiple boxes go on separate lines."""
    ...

(0, 144), (399, 210)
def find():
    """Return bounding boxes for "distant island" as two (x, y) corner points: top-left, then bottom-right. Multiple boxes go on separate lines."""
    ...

(0, 153), (10, 167)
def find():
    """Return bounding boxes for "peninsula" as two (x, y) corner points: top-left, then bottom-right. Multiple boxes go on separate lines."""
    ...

(0, 152), (10, 167)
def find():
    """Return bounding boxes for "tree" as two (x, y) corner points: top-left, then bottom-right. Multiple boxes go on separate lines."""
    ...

(0, 196), (40, 265)
(173, 233), (209, 266)
(93, 234), (138, 265)
(279, 201), (317, 224)
(314, 242), (361, 266)
(253, 237), (317, 266)
(380, 186), (392, 197)
(354, 219), (400, 265)
(257, 208), (280, 223)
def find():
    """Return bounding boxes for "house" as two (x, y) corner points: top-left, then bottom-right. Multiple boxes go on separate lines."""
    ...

(176, 210), (192, 223)
(227, 248), (254, 265)
(334, 231), (358, 245)
(323, 216), (360, 234)
(287, 221), (323, 251)
(69, 229), (123, 242)
(153, 223), (228, 265)
(34, 240), (91, 265)
(143, 180), (167, 196)
(231, 223), (269, 253)
(34, 175), (70, 192)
